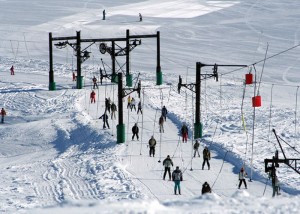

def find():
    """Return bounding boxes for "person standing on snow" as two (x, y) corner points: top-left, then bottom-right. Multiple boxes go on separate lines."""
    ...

(72, 72), (76, 81)
(130, 97), (136, 112)
(1, 108), (6, 123)
(181, 122), (188, 143)
(10, 65), (14, 75)
(105, 98), (111, 113)
(110, 102), (117, 119)
(90, 90), (96, 103)
(161, 106), (168, 121)
(99, 111), (110, 129)
(238, 167), (248, 189)
(202, 146), (211, 170)
(193, 140), (200, 158)
(159, 115), (164, 133)
(127, 95), (131, 109)
(139, 13), (142, 22)
(137, 101), (142, 114)
(92, 76), (98, 89)
(172, 166), (183, 195)
(132, 123), (139, 140)
(162, 155), (173, 180)
(201, 182), (212, 194)
(103, 9), (106, 20)
(148, 136), (156, 157)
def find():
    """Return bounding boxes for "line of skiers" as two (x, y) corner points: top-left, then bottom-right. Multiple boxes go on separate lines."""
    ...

(127, 95), (142, 114)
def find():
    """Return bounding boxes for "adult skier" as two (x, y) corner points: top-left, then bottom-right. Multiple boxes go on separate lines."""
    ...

(90, 90), (96, 103)
(99, 112), (110, 129)
(105, 98), (111, 113)
(202, 146), (211, 170)
(92, 76), (98, 89)
(132, 123), (139, 140)
(148, 136), (156, 157)
(137, 101), (142, 114)
(201, 182), (212, 194)
(193, 140), (200, 158)
(110, 102), (117, 119)
(238, 167), (248, 189)
(162, 155), (173, 180)
(10, 65), (14, 75)
(161, 106), (168, 121)
(130, 97), (136, 112)
(1, 108), (6, 123)
(181, 122), (188, 143)
(159, 115), (164, 133)
(172, 166), (183, 195)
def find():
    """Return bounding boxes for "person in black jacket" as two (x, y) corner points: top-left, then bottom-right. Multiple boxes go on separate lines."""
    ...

(99, 112), (110, 129)
(132, 123), (139, 140)
(201, 182), (212, 194)
(162, 155), (173, 180)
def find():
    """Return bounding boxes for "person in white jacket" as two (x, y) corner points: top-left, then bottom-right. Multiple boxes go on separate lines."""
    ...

(238, 167), (248, 189)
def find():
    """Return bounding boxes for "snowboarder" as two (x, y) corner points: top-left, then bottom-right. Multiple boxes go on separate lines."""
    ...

(99, 112), (110, 129)
(130, 97), (136, 112)
(159, 115), (164, 133)
(139, 13), (142, 22)
(10, 65), (14, 75)
(137, 101), (142, 114)
(127, 95), (131, 109)
(105, 98), (111, 113)
(238, 167), (248, 189)
(110, 102), (117, 119)
(90, 90), (96, 103)
(163, 155), (173, 180)
(1, 108), (6, 123)
(72, 72), (76, 81)
(103, 9), (106, 20)
(202, 146), (211, 170)
(132, 123), (139, 140)
(193, 140), (200, 158)
(148, 136), (156, 157)
(172, 166), (183, 195)
(92, 76), (98, 89)
(201, 182), (212, 194)
(181, 122), (188, 143)
(161, 106), (168, 121)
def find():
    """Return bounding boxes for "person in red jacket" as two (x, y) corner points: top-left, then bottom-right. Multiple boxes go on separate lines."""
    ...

(1, 108), (6, 123)
(90, 90), (96, 103)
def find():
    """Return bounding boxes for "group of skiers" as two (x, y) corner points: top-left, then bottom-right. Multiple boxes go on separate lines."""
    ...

(127, 95), (142, 114)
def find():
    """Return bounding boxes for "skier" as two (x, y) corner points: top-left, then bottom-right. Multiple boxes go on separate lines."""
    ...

(103, 9), (106, 20)
(130, 97), (136, 112)
(181, 122), (188, 143)
(10, 65), (14, 75)
(148, 136), (156, 157)
(1, 108), (6, 123)
(162, 155), (173, 180)
(178, 75), (182, 94)
(92, 76), (98, 89)
(238, 167), (248, 189)
(110, 102), (117, 119)
(202, 146), (211, 170)
(90, 90), (96, 103)
(159, 115), (164, 133)
(105, 98), (111, 113)
(137, 101), (142, 114)
(272, 175), (281, 197)
(172, 166), (183, 195)
(201, 182), (212, 194)
(139, 13), (142, 22)
(99, 112), (110, 129)
(72, 72), (76, 81)
(193, 140), (200, 158)
(127, 95), (131, 109)
(132, 123), (139, 140)
(161, 106), (168, 121)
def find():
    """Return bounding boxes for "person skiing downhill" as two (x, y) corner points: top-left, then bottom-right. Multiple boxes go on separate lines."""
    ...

(163, 155), (173, 180)
(181, 123), (188, 143)
(202, 146), (211, 170)
(172, 166), (183, 195)
(148, 136), (156, 157)
(238, 167), (248, 189)
(132, 123), (139, 140)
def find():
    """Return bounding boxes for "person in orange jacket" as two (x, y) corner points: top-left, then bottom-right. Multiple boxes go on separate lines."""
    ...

(90, 90), (96, 103)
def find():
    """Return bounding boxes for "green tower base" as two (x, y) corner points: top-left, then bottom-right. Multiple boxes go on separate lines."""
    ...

(117, 124), (125, 144)
(156, 71), (163, 85)
(112, 73), (118, 83)
(126, 74), (133, 87)
(194, 122), (203, 139)
(49, 82), (56, 91)
(77, 76), (84, 89)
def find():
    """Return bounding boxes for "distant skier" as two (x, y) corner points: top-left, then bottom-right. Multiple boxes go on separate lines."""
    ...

(90, 90), (96, 103)
(161, 106), (168, 121)
(127, 95), (131, 109)
(10, 65), (14, 75)
(105, 98), (111, 113)
(99, 112), (110, 129)
(148, 136), (156, 157)
(181, 122), (188, 143)
(103, 9), (106, 20)
(110, 102), (117, 119)
(137, 101), (142, 114)
(193, 140), (200, 158)
(201, 182), (212, 194)
(92, 76), (98, 89)
(130, 97), (136, 112)
(163, 155), (173, 180)
(132, 123), (139, 140)
(72, 72), (76, 81)
(178, 75), (182, 93)
(1, 108), (6, 123)
(139, 13), (142, 22)
(238, 167), (248, 189)
(202, 146), (211, 170)
(272, 175), (280, 197)
(159, 115), (164, 133)
(172, 166), (183, 195)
